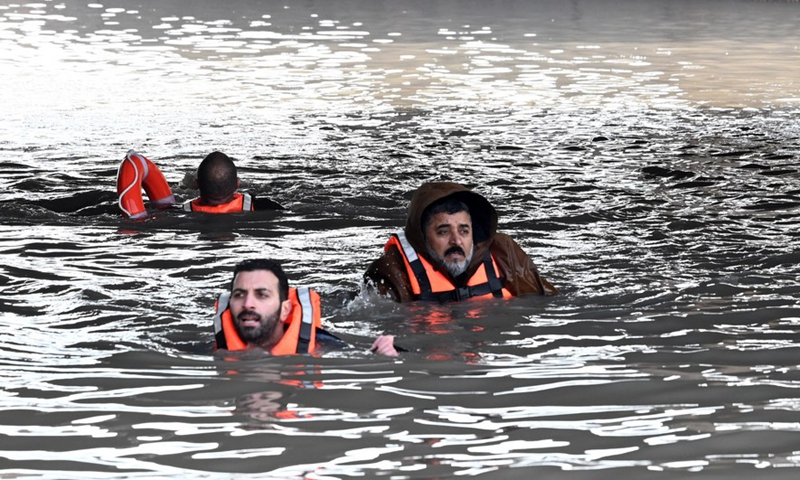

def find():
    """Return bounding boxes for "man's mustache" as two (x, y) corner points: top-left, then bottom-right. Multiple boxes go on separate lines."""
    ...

(237, 311), (261, 322)
(445, 246), (466, 257)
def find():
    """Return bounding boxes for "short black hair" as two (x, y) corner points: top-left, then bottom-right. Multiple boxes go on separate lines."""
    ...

(197, 151), (237, 201)
(421, 197), (471, 234)
(231, 259), (289, 302)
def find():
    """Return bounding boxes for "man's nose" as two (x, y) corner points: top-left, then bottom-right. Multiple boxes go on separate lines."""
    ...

(449, 232), (462, 245)
(242, 293), (257, 309)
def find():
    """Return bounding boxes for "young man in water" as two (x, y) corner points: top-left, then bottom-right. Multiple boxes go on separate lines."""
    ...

(215, 259), (398, 356)
(364, 182), (558, 303)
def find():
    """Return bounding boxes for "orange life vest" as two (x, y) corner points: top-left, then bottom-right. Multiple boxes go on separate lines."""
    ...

(213, 287), (322, 355)
(184, 193), (253, 213)
(116, 150), (175, 218)
(385, 229), (513, 302)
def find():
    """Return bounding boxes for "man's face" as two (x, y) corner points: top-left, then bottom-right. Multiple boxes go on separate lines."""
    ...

(424, 210), (474, 277)
(229, 270), (290, 346)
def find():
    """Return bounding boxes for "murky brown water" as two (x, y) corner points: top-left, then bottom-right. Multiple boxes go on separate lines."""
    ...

(1, 0), (800, 478)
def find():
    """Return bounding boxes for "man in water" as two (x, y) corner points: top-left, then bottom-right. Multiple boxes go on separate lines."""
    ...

(364, 182), (558, 303)
(183, 151), (283, 213)
(215, 258), (398, 356)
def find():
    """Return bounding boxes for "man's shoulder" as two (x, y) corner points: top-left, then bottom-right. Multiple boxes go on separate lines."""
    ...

(250, 194), (285, 211)
(364, 242), (411, 302)
(489, 232), (527, 255)
(488, 232), (559, 295)
(487, 232), (534, 277)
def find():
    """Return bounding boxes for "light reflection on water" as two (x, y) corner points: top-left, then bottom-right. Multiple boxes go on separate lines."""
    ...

(2, 0), (800, 478)
(3, 0), (799, 127)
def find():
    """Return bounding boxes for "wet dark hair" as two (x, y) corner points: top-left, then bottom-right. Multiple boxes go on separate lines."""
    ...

(231, 259), (289, 302)
(421, 197), (471, 234)
(197, 151), (237, 201)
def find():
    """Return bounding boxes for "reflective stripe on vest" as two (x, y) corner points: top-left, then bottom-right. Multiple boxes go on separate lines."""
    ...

(388, 229), (511, 302)
(213, 287), (321, 355)
(295, 287), (314, 354)
(184, 192), (253, 213)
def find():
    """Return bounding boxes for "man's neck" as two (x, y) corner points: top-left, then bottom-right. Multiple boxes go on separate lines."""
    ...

(199, 192), (237, 206)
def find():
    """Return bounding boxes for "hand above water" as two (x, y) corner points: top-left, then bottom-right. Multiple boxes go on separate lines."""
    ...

(371, 335), (398, 357)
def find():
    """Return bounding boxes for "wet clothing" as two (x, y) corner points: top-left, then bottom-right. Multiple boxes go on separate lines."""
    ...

(213, 287), (338, 355)
(184, 192), (253, 213)
(365, 182), (558, 302)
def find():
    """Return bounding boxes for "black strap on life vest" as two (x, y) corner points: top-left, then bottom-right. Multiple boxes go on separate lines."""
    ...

(296, 334), (309, 354)
(215, 330), (228, 350)
(408, 253), (433, 296)
(414, 249), (506, 303)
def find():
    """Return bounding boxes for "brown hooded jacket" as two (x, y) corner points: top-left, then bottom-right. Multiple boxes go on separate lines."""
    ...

(364, 182), (558, 302)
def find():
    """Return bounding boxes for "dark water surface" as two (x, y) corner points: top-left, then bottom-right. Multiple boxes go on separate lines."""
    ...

(2, 0), (800, 478)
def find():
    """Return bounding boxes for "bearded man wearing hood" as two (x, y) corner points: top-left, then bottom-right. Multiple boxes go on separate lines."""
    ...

(364, 182), (558, 303)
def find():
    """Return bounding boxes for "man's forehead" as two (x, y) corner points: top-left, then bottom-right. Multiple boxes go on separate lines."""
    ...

(233, 269), (279, 289)
(430, 211), (472, 227)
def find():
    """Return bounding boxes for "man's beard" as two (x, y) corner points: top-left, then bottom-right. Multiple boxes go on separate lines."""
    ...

(428, 245), (474, 277)
(234, 308), (282, 344)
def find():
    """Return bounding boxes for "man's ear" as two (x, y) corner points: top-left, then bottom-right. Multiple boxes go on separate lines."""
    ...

(279, 298), (293, 322)
(236, 178), (241, 189)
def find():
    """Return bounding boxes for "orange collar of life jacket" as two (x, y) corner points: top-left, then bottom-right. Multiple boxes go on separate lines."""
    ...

(386, 229), (512, 302)
(184, 192), (253, 213)
(213, 287), (322, 355)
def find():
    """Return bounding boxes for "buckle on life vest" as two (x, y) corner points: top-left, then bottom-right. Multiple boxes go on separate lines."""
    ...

(422, 285), (479, 303)
(454, 286), (471, 301)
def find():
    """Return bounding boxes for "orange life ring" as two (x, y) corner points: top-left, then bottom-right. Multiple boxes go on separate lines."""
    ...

(116, 150), (175, 218)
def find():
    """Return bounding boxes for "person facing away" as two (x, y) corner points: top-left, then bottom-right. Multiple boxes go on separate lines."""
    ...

(364, 181), (558, 303)
(116, 150), (282, 218)
(214, 258), (398, 356)
(185, 151), (251, 213)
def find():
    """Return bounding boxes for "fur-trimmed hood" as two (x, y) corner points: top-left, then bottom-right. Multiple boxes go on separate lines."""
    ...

(404, 182), (498, 280)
